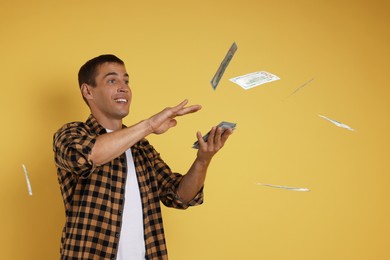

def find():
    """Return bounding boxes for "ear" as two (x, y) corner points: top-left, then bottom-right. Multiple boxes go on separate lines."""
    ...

(81, 83), (94, 101)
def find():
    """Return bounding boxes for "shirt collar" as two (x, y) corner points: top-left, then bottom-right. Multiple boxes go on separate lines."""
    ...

(85, 114), (127, 135)
(86, 114), (107, 135)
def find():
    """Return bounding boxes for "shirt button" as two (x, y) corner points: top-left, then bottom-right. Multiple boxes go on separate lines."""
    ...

(118, 210), (122, 215)
(116, 233), (120, 238)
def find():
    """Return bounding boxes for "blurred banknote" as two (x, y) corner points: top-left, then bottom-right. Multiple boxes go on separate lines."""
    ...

(211, 42), (238, 90)
(256, 183), (310, 192)
(193, 121), (237, 149)
(230, 71), (280, 90)
(22, 164), (33, 196)
(318, 115), (355, 131)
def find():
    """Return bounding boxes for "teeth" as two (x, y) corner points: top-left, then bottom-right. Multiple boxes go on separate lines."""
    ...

(115, 99), (127, 103)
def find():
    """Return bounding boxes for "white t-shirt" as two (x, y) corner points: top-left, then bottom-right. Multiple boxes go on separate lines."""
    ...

(106, 129), (145, 259)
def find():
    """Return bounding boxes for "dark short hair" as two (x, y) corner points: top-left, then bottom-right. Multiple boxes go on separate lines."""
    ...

(78, 54), (124, 87)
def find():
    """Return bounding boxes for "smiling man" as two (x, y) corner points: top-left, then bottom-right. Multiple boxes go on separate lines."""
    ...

(53, 54), (233, 260)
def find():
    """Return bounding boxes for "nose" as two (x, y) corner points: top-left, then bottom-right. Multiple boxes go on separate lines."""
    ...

(118, 82), (129, 93)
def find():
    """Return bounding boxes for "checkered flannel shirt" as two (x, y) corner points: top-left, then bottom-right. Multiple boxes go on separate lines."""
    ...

(53, 115), (204, 260)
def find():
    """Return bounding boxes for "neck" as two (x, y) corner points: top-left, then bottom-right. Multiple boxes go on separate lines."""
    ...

(91, 112), (123, 131)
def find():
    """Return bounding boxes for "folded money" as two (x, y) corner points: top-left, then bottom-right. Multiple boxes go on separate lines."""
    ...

(210, 42), (238, 90)
(192, 121), (237, 149)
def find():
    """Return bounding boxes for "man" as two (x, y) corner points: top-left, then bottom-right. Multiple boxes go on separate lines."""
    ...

(53, 54), (233, 259)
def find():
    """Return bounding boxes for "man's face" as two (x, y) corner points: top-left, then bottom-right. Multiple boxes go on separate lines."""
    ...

(88, 62), (132, 121)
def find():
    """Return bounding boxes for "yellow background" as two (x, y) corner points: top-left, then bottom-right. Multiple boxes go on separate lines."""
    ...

(1, 0), (389, 259)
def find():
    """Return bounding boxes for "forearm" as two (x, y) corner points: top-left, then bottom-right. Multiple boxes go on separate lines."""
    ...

(90, 120), (153, 165)
(177, 157), (211, 202)
(90, 100), (201, 166)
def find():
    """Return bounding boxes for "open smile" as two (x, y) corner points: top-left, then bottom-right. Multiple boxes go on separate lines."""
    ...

(114, 98), (128, 103)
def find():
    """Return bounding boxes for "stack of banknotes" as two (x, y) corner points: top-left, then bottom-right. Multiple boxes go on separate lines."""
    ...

(193, 121), (237, 149)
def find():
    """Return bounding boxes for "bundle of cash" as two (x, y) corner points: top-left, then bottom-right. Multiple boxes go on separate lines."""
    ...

(192, 121), (237, 149)
(210, 42), (238, 90)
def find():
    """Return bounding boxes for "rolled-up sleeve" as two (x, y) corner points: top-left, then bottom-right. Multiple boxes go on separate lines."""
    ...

(162, 178), (204, 209)
(53, 122), (97, 178)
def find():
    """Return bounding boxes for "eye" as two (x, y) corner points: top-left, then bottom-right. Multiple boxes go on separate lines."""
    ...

(124, 79), (130, 85)
(107, 79), (116, 84)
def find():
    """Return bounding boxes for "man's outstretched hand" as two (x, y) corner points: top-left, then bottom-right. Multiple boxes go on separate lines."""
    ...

(147, 99), (202, 135)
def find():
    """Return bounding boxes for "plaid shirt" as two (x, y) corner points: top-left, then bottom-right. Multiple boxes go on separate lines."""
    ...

(53, 115), (203, 260)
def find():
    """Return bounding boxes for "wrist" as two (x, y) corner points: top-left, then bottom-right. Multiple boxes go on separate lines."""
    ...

(195, 156), (211, 167)
(139, 119), (154, 135)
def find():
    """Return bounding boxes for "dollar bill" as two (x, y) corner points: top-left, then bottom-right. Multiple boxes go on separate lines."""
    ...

(286, 77), (314, 98)
(22, 164), (33, 196)
(318, 115), (355, 131)
(256, 183), (310, 192)
(211, 42), (238, 90)
(229, 71), (280, 90)
(193, 121), (237, 149)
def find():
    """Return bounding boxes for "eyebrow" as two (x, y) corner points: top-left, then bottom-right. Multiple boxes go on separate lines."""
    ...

(103, 72), (129, 79)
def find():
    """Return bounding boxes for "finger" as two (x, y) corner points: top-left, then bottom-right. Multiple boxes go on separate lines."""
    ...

(196, 131), (204, 143)
(213, 127), (224, 148)
(168, 119), (178, 128)
(206, 127), (217, 148)
(220, 128), (233, 145)
(171, 99), (189, 113)
(176, 105), (202, 116)
(196, 131), (207, 149)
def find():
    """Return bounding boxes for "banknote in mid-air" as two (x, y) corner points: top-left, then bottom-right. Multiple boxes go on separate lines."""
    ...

(286, 77), (314, 98)
(256, 183), (310, 192)
(318, 115), (355, 131)
(22, 164), (33, 196)
(193, 121), (237, 149)
(229, 71), (280, 90)
(210, 42), (238, 90)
